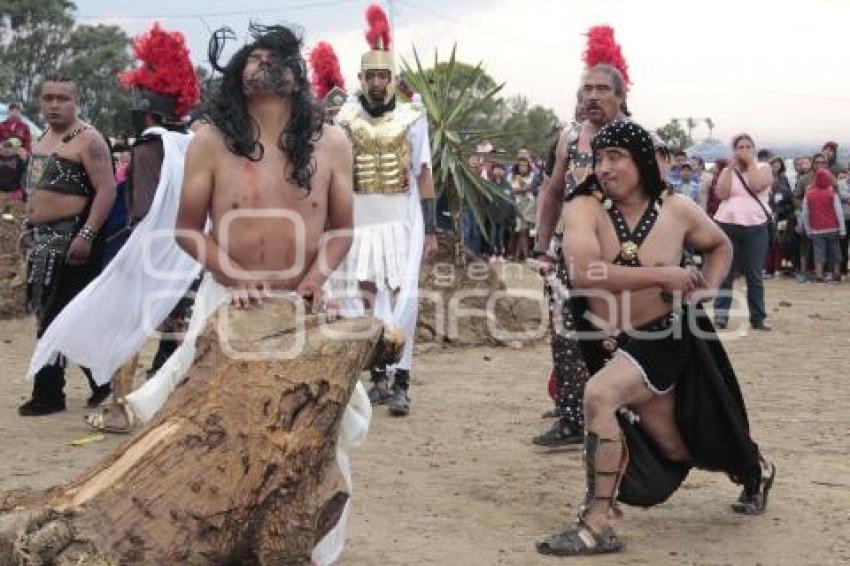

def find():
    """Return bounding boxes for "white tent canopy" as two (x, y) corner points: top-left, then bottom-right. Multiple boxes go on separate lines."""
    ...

(685, 138), (728, 163)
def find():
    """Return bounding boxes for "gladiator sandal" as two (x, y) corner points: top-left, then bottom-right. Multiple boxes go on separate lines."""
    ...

(536, 430), (628, 556)
(83, 356), (140, 435)
(577, 430), (629, 520)
(731, 458), (776, 515)
(83, 398), (136, 434)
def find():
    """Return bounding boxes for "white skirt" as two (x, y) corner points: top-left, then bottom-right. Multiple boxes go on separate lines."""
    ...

(344, 193), (411, 291)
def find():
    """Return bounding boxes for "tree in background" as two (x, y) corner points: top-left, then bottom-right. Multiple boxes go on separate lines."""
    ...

(401, 46), (507, 257)
(499, 94), (560, 159)
(401, 47), (561, 258)
(422, 59), (502, 135)
(705, 117), (715, 139)
(196, 65), (220, 119)
(403, 59), (559, 162)
(0, 0), (75, 114)
(656, 118), (692, 152)
(0, 0), (132, 135)
(686, 117), (697, 144)
(60, 24), (132, 134)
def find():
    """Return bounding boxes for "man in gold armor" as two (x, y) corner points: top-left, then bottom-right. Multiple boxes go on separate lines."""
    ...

(335, 4), (436, 416)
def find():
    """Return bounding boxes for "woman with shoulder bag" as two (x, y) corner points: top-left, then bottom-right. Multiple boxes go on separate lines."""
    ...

(712, 134), (774, 330)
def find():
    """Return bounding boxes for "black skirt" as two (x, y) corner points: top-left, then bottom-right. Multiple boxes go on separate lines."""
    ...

(575, 305), (762, 507)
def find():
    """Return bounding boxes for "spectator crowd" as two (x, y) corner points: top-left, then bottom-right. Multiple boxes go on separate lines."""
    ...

(455, 133), (849, 296)
(3, 98), (849, 288)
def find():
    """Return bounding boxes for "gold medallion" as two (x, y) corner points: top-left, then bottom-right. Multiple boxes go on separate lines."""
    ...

(620, 240), (639, 261)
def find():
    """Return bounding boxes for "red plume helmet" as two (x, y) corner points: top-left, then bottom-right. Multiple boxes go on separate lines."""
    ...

(310, 41), (346, 99)
(582, 25), (630, 88)
(120, 22), (200, 117)
(365, 4), (392, 51)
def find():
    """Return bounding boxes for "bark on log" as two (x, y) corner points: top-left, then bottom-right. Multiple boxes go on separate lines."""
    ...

(0, 299), (401, 565)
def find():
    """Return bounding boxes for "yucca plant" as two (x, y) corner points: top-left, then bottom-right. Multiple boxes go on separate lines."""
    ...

(402, 45), (513, 262)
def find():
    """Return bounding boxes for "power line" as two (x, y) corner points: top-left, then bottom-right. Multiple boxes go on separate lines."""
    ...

(75, 0), (358, 22)
(662, 72), (850, 104)
(395, 0), (569, 52)
(397, 1), (850, 106)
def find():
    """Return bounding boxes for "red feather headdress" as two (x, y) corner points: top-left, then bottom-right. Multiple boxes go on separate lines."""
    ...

(120, 23), (200, 117)
(365, 4), (392, 51)
(310, 41), (346, 99)
(582, 25), (630, 87)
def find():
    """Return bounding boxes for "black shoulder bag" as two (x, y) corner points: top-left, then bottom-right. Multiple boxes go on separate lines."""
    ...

(734, 169), (777, 243)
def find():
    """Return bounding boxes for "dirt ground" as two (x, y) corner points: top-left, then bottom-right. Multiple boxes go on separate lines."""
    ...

(1, 274), (849, 565)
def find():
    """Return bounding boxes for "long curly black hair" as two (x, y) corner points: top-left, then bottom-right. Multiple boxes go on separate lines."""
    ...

(208, 23), (324, 193)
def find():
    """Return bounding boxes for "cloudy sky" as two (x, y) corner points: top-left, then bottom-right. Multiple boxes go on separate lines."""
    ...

(75, 0), (850, 146)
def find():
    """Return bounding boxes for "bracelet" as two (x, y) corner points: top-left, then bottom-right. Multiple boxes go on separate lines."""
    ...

(77, 224), (98, 243)
(532, 247), (552, 259)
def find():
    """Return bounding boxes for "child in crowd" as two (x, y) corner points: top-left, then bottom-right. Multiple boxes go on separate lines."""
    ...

(802, 169), (845, 282)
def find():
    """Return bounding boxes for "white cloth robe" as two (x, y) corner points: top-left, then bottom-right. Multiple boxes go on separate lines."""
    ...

(25, 126), (369, 565)
(27, 128), (201, 385)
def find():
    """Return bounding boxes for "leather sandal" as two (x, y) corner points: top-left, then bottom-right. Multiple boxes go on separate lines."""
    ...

(84, 399), (135, 434)
(536, 518), (624, 556)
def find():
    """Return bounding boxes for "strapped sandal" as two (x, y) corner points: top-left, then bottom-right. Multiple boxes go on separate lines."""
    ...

(84, 399), (135, 434)
(732, 460), (776, 515)
(537, 430), (629, 557)
(578, 431), (629, 519)
(536, 518), (624, 556)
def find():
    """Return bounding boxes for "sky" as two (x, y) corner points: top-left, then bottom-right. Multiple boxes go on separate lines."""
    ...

(74, 0), (850, 146)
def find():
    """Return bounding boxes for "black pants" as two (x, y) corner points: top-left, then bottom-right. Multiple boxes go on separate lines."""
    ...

(491, 221), (510, 256)
(548, 259), (592, 429)
(31, 244), (103, 404)
(148, 275), (202, 375)
(840, 219), (849, 276)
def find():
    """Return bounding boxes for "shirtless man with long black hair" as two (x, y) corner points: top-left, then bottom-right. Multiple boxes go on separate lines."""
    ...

(176, 24), (353, 309)
(79, 24), (354, 434)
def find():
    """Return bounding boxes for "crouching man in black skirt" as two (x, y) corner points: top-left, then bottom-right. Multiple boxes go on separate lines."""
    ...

(536, 120), (775, 557)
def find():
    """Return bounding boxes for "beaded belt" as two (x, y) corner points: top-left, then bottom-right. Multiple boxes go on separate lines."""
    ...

(26, 216), (80, 316)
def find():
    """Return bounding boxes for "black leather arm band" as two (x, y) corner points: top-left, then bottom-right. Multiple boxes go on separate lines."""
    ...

(421, 197), (437, 235)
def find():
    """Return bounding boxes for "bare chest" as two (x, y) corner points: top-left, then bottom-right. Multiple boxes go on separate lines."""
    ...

(576, 131), (593, 155)
(596, 207), (687, 267)
(211, 154), (330, 220)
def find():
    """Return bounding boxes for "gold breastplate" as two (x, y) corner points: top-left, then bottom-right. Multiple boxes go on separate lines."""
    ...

(338, 101), (424, 195)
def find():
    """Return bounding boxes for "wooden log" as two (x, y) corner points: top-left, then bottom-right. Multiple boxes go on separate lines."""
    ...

(0, 299), (400, 565)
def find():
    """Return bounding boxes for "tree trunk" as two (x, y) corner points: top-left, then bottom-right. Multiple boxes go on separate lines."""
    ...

(0, 299), (401, 565)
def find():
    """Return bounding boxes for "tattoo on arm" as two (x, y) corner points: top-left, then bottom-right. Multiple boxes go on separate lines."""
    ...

(88, 137), (112, 165)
